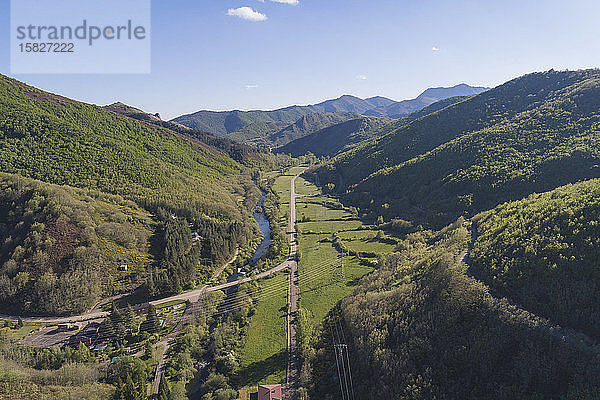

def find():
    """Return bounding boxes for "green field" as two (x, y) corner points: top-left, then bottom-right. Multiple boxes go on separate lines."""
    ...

(238, 273), (288, 386)
(0, 324), (39, 340)
(237, 165), (399, 386)
(296, 233), (372, 322)
(338, 230), (398, 255)
(294, 178), (388, 324)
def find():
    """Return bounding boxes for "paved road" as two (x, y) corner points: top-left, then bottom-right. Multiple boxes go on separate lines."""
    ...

(151, 169), (304, 398)
(0, 243), (280, 325)
(285, 170), (303, 400)
(2, 170), (305, 399)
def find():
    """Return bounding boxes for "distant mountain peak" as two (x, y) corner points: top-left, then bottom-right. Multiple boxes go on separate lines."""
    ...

(172, 83), (489, 138)
(417, 83), (489, 103)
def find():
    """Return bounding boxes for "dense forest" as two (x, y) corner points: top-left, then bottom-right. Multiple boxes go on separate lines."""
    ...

(104, 102), (273, 165)
(306, 221), (600, 399)
(0, 74), (287, 314)
(276, 116), (391, 158)
(314, 69), (600, 228)
(470, 179), (600, 340)
(0, 173), (153, 315)
(316, 70), (599, 184)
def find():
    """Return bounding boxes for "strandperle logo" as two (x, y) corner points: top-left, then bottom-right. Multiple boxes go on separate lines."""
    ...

(15, 20), (148, 46)
(11, 0), (151, 74)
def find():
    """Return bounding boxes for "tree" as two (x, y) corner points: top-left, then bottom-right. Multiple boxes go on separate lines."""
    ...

(99, 318), (115, 340)
(146, 270), (157, 297)
(110, 302), (127, 342)
(158, 375), (171, 400)
(124, 304), (137, 334)
(142, 304), (160, 334)
(144, 340), (154, 360)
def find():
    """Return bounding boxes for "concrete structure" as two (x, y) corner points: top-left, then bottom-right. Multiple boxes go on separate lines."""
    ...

(258, 384), (282, 400)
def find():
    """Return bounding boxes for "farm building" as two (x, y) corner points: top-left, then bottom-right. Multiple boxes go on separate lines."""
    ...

(258, 384), (282, 400)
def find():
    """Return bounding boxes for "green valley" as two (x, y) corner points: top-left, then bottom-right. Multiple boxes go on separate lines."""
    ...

(3, 68), (600, 400)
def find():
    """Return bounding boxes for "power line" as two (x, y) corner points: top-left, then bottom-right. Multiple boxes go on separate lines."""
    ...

(337, 318), (355, 400)
(334, 319), (351, 400)
(329, 322), (347, 400)
(210, 256), (340, 311)
(194, 258), (342, 319)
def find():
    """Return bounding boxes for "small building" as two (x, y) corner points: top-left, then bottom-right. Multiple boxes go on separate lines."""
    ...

(57, 323), (76, 331)
(192, 232), (203, 242)
(258, 384), (282, 400)
(118, 264), (128, 271)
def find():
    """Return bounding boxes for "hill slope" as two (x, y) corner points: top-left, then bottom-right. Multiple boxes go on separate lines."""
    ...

(278, 96), (470, 158)
(0, 173), (154, 315)
(0, 75), (266, 314)
(228, 111), (359, 147)
(104, 101), (265, 164)
(275, 116), (391, 157)
(316, 69), (600, 227)
(307, 222), (600, 399)
(470, 179), (600, 340)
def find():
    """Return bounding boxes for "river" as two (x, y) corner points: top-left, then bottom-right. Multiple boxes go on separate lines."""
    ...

(249, 188), (272, 266)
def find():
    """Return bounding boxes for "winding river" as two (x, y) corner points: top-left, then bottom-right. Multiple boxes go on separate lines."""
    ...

(249, 188), (272, 266)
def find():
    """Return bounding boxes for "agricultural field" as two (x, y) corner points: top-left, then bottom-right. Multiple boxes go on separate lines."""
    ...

(294, 176), (396, 326)
(238, 273), (288, 387)
(337, 229), (398, 255)
(236, 165), (400, 391)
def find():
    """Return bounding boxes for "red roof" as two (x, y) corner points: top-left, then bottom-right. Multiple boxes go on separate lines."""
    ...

(258, 384), (282, 400)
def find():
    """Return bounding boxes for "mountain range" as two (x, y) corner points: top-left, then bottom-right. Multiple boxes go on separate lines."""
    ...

(171, 83), (489, 146)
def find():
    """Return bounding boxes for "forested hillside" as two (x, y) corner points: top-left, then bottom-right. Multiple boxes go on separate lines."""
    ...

(0, 174), (154, 315)
(299, 69), (600, 400)
(319, 70), (599, 186)
(470, 179), (600, 340)
(316, 69), (600, 227)
(104, 102), (267, 165)
(0, 75), (274, 314)
(275, 116), (391, 157)
(306, 221), (600, 399)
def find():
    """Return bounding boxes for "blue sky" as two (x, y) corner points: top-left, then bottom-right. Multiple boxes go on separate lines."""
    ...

(1, 0), (599, 119)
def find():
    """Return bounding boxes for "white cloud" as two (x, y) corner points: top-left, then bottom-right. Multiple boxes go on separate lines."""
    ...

(245, 84), (259, 89)
(355, 75), (368, 81)
(271, 0), (300, 4)
(227, 7), (268, 21)
(432, 46), (440, 51)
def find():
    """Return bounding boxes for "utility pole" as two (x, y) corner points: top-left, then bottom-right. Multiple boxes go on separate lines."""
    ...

(335, 343), (351, 400)
(341, 250), (345, 281)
